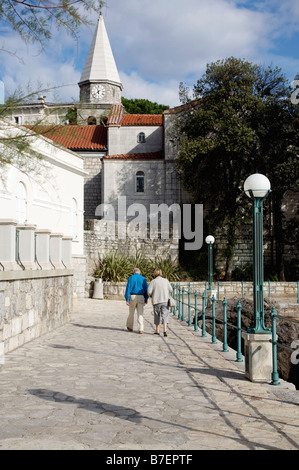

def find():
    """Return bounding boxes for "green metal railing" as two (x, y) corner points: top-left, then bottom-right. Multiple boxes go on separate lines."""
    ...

(270, 308), (299, 386)
(172, 284), (244, 362)
(171, 283), (299, 385)
(172, 281), (299, 304)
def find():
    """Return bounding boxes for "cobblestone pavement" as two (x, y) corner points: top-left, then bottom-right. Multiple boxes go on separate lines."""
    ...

(0, 299), (298, 451)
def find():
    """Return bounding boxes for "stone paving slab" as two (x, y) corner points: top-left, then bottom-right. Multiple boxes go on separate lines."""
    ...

(0, 298), (298, 451)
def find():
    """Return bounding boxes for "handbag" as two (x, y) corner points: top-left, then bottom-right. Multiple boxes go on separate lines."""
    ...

(168, 296), (176, 308)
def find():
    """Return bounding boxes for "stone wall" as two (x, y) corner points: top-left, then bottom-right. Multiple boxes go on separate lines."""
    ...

(0, 270), (73, 359)
(83, 155), (103, 220)
(84, 220), (179, 276)
(72, 254), (87, 299)
(85, 280), (298, 301)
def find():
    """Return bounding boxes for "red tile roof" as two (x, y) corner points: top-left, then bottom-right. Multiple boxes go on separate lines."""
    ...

(107, 104), (124, 125)
(27, 125), (107, 150)
(119, 114), (163, 126)
(107, 104), (163, 126)
(103, 152), (163, 160)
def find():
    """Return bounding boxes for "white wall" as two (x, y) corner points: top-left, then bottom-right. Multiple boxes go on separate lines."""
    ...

(0, 126), (86, 255)
(102, 159), (166, 216)
(108, 126), (163, 156)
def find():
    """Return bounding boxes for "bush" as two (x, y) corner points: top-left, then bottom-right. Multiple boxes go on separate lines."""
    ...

(94, 251), (181, 282)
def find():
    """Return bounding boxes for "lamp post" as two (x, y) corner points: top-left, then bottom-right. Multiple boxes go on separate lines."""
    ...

(205, 235), (215, 291)
(244, 173), (271, 334)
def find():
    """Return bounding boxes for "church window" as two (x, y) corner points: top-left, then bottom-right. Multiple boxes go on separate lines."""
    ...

(137, 132), (146, 143)
(136, 171), (145, 193)
(16, 182), (27, 224)
(14, 116), (22, 125)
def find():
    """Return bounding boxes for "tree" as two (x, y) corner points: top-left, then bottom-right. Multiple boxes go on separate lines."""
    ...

(65, 106), (77, 124)
(176, 57), (299, 280)
(0, 0), (104, 51)
(0, 1), (105, 169)
(121, 97), (169, 114)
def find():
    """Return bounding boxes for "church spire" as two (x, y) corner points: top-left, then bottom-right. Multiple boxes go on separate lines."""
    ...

(79, 13), (122, 92)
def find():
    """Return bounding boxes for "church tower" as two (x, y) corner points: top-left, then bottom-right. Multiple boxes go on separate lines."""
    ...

(78, 13), (123, 123)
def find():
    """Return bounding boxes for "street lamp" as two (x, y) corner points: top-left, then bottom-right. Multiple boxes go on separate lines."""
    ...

(205, 235), (215, 291)
(244, 173), (271, 334)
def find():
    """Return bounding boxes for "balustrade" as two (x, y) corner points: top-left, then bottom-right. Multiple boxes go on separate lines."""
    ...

(171, 283), (299, 385)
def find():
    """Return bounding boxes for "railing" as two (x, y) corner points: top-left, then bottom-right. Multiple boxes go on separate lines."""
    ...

(270, 309), (299, 386)
(173, 281), (299, 304)
(171, 283), (299, 386)
(15, 230), (25, 270)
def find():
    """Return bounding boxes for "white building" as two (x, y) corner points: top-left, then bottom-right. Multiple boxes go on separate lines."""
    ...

(0, 124), (87, 356)
(4, 13), (185, 277)
(0, 123), (86, 290)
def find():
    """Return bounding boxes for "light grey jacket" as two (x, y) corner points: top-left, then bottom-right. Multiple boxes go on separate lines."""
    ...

(148, 276), (172, 305)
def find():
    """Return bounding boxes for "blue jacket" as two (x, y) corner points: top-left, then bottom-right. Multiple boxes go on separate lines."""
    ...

(125, 273), (149, 303)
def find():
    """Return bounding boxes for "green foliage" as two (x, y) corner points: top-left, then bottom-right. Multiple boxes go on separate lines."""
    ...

(0, 0), (104, 169)
(121, 97), (169, 114)
(151, 256), (181, 282)
(0, 1), (105, 50)
(94, 251), (181, 282)
(178, 248), (208, 281)
(65, 107), (77, 124)
(176, 57), (299, 280)
(231, 264), (253, 281)
(94, 252), (132, 282)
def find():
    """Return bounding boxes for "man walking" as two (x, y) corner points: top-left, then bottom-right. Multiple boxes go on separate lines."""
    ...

(125, 268), (148, 334)
(148, 269), (172, 337)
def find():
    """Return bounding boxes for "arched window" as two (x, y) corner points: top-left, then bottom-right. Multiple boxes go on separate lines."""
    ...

(137, 132), (146, 143)
(69, 198), (78, 238)
(16, 182), (27, 224)
(136, 171), (145, 193)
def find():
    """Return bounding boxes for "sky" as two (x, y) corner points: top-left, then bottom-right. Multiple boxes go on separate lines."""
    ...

(0, 0), (299, 108)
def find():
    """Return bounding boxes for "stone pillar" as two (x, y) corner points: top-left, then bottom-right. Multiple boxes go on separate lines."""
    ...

(62, 236), (73, 268)
(93, 278), (104, 299)
(17, 224), (36, 270)
(72, 254), (87, 300)
(0, 219), (19, 270)
(242, 332), (273, 382)
(49, 233), (64, 269)
(35, 229), (52, 269)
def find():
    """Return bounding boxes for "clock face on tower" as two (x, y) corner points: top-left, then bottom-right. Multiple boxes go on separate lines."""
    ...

(91, 84), (106, 100)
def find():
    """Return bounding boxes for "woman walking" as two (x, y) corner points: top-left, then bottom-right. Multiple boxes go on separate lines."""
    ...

(148, 269), (172, 337)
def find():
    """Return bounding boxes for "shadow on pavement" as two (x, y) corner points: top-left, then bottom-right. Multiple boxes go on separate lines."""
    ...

(28, 388), (142, 422)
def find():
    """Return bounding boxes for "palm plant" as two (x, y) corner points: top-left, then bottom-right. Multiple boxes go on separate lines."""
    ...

(94, 251), (181, 282)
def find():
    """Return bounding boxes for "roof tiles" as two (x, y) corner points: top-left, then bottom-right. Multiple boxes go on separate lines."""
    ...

(107, 105), (163, 127)
(28, 125), (107, 150)
(107, 104), (124, 125)
(103, 152), (163, 160)
(120, 114), (163, 126)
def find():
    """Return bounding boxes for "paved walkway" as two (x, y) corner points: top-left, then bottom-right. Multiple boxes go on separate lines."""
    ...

(0, 299), (298, 451)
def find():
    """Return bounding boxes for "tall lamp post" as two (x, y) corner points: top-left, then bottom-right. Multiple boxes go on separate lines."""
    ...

(205, 235), (215, 291)
(244, 173), (271, 334)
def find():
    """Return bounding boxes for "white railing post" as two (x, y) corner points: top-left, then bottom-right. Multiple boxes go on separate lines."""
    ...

(0, 219), (19, 270)
(17, 224), (36, 270)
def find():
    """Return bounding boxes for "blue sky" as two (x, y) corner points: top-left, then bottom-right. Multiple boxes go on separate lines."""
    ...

(0, 0), (298, 107)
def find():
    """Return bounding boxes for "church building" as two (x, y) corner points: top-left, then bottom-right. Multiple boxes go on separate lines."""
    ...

(8, 13), (185, 276)
(3, 12), (298, 292)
